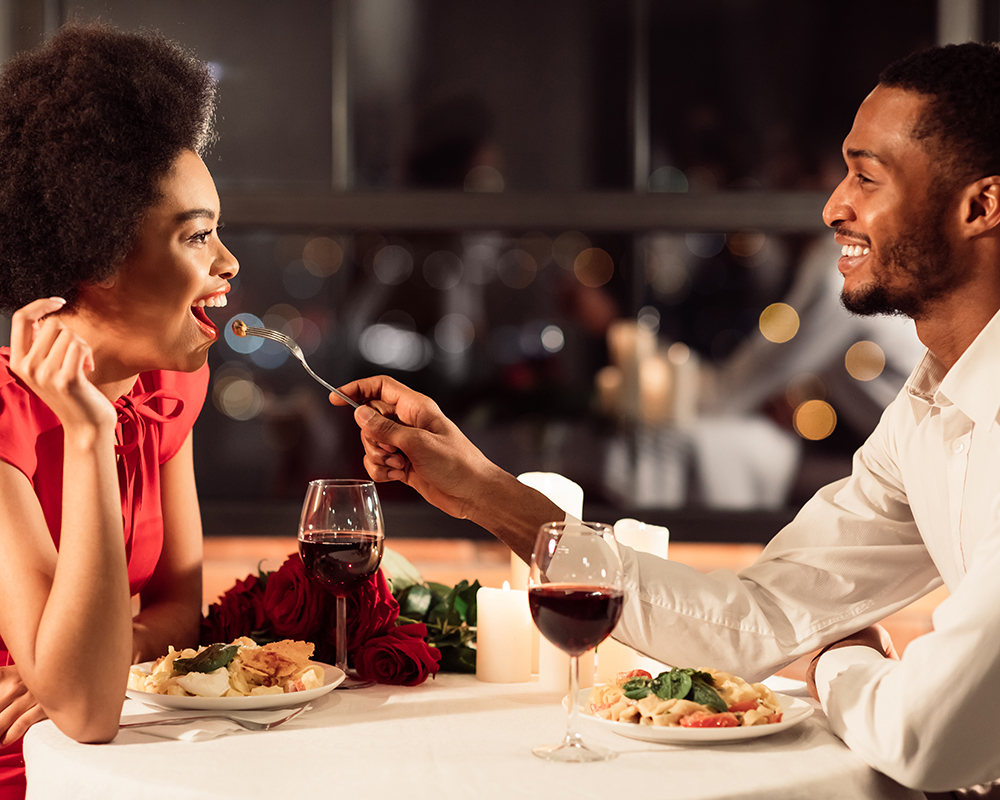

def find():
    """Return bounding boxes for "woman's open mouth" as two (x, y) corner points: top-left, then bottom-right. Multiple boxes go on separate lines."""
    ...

(191, 292), (229, 338)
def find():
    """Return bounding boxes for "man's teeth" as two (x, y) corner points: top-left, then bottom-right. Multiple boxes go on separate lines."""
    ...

(841, 244), (870, 257)
(193, 295), (228, 308)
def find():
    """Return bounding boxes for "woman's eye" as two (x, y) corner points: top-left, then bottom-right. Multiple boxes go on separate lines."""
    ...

(190, 231), (211, 244)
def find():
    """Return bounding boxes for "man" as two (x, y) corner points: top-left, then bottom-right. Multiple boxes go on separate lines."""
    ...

(333, 42), (1000, 795)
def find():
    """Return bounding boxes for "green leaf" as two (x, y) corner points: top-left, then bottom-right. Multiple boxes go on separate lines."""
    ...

(655, 670), (692, 700)
(456, 580), (480, 626)
(688, 676), (728, 712)
(436, 645), (476, 673)
(622, 677), (651, 700)
(398, 584), (433, 620)
(381, 548), (424, 591)
(173, 644), (239, 675)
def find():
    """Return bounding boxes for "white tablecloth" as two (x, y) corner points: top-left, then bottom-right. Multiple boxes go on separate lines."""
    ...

(23, 674), (921, 800)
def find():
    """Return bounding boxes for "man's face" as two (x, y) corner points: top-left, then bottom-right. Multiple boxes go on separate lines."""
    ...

(823, 86), (965, 320)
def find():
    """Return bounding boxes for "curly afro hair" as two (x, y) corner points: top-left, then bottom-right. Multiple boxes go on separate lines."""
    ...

(0, 23), (217, 314)
(879, 42), (1000, 190)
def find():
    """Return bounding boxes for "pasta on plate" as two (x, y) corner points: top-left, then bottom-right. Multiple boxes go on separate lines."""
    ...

(127, 637), (324, 699)
(589, 667), (783, 729)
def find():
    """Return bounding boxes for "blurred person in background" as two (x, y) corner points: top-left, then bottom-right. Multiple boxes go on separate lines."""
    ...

(336, 42), (1000, 796)
(0, 23), (236, 797)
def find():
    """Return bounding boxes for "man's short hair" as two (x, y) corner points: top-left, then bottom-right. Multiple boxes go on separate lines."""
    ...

(0, 23), (216, 314)
(879, 42), (1000, 188)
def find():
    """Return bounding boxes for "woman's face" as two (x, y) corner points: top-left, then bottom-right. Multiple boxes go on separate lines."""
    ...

(99, 150), (239, 374)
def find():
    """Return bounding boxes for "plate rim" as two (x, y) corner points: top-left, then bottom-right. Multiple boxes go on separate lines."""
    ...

(126, 659), (345, 711)
(573, 688), (814, 744)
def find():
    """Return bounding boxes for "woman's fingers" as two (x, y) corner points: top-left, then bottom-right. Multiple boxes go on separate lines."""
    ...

(8, 297), (66, 359)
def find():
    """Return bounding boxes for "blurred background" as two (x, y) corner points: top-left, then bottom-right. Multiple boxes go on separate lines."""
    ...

(0, 0), (992, 542)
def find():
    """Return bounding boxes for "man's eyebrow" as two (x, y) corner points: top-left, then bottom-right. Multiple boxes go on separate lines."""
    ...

(175, 208), (218, 223)
(845, 147), (886, 165)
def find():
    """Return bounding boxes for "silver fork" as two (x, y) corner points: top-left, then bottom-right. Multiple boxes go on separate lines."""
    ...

(119, 703), (308, 732)
(236, 323), (359, 408)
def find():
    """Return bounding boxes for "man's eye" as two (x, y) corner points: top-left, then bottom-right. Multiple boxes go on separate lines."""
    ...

(855, 173), (872, 185)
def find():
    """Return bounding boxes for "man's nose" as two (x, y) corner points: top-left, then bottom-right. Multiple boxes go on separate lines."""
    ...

(822, 179), (854, 229)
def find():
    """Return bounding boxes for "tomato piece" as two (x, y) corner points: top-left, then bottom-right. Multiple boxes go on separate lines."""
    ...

(727, 700), (759, 713)
(590, 702), (615, 713)
(615, 669), (652, 685)
(767, 713), (783, 724)
(679, 712), (739, 728)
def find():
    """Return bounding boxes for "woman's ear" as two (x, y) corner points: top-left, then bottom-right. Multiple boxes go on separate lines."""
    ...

(962, 176), (1000, 235)
(95, 271), (118, 289)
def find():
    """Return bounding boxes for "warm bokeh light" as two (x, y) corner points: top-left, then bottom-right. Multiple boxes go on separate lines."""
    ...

(553, 231), (590, 270)
(541, 325), (565, 353)
(372, 244), (414, 285)
(726, 231), (766, 258)
(434, 313), (475, 354)
(759, 302), (800, 343)
(497, 249), (537, 289)
(302, 236), (343, 277)
(845, 340), (886, 381)
(667, 341), (691, 365)
(213, 372), (264, 422)
(359, 323), (432, 371)
(793, 399), (837, 440)
(573, 247), (614, 287)
(423, 250), (464, 290)
(463, 164), (504, 192)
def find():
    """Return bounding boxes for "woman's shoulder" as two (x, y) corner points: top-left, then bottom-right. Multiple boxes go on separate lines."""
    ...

(0, 347), (59, 425)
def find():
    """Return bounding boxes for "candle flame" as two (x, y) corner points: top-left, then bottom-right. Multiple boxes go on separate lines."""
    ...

(502, 581), (510, 591)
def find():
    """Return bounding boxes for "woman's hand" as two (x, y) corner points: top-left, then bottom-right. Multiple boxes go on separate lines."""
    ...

(0, 664), (47, 747)
(8, 298), (116, 434)
(331, 375), (503, 520)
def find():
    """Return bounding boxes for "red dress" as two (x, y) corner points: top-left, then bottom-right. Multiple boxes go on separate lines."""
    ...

(0, 348), (208, 798)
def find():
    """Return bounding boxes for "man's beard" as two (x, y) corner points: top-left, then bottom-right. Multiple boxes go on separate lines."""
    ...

(840, 211), (959, 320)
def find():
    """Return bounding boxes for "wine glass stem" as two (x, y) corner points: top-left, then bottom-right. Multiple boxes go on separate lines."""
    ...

(563, 654), (584, 748)
(335, 595), (348, 673)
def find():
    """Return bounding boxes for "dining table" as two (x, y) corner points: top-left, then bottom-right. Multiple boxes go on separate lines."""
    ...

(23, 672), (922, 800)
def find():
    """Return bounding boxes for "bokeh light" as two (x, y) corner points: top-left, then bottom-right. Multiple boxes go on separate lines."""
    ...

(212, 363), (264, 422)
(667, 341), (691, 365)
(498, 249), (537, 288)
(303, 236), (343, 277)
(423, 250), (464, 290)
(372, 244), (414, 285)
(434, 314), (475, 354)
(648, 166), (689, 192)
(464, 242), (498, 285)
(359, 324), (432, 371)
(553, 231), (591, 270)
(685, 233), (726, 259)
(541, 325), (565, 353)
(637, 305), (660, 334)
(845, 341), (886, 381)
(759, 302), (800, 343)
(726, 231), (766, 258)
(793, 399), (837, 440)
(573, 247), (614, 287)
(464, 164), (504, 192)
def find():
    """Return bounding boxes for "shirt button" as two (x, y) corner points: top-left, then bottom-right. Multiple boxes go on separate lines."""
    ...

(952, 440), (966, 454)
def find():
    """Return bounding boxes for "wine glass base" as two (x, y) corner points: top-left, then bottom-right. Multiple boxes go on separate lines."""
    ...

(532, 741), (617, 762)
(334, 671), (375, 690)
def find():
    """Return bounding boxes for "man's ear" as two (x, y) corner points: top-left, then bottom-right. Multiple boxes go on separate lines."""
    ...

(962, 176), (1000, 235)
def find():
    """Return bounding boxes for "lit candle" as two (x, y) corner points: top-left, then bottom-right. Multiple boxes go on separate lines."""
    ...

(475, 582), (533, 683)
(537, 636), (595, 693)
(512, 472), (585, 591)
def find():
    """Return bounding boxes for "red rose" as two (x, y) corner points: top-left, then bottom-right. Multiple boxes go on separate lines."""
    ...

(321, 569), (400, 655)
(200, 573), (266, 645)
(263, 554), (329, 640)
(353, 623), (442, 686)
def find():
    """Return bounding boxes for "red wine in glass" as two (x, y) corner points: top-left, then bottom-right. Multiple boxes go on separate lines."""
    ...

(299, 531), (384, 597)
(528, 584), (624, 657)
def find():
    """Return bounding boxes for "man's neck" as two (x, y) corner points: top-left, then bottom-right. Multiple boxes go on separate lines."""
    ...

(914, 290), (1000, 371)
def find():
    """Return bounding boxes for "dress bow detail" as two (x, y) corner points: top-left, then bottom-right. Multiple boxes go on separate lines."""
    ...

(114, 387), (185, 546)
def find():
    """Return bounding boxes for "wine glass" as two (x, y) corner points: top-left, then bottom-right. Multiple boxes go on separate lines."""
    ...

(528, 520), (624, 762)
(298, 479), (385, 689)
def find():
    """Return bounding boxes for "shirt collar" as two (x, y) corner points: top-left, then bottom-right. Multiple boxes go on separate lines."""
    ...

(905, 307), (1000, 427)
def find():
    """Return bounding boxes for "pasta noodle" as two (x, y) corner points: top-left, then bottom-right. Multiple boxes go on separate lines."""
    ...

(127, 637), (324, 699)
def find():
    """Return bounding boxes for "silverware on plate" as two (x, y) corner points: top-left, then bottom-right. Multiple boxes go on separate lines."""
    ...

(232, 320), (359, 409)
(119, 703), (308, 732)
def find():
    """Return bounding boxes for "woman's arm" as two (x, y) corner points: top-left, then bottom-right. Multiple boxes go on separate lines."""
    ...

(0, 298), (131, 743)
(132, 431), (203, 661)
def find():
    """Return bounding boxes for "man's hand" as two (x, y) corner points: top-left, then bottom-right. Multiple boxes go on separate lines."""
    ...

(0, 664), (47, 747)
(806, 623), (899, 701)
(331, 375), (504, 521)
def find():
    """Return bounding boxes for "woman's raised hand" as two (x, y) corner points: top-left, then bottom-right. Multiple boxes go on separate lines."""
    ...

(8, 298), (116, 434)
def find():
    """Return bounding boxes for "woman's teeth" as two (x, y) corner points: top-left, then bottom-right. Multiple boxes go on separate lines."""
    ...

(193, 295), (228, 308)
(842, 244), (870, 257)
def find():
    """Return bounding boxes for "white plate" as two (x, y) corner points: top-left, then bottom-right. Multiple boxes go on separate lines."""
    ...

(126, 661), (345, 711)
(571, 688), (814, 744)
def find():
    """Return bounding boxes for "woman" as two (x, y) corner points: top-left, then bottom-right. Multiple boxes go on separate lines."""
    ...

(0, 23), (237, 796)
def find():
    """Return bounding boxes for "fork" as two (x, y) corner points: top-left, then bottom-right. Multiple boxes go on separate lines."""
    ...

(235, 323), (359, 408)
(119, 704), (308, 732)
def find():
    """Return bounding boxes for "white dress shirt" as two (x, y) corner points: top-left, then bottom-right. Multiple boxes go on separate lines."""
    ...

(614, 307), (1000, 792)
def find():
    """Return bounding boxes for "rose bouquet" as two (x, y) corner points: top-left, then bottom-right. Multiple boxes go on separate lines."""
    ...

(201, 550), (478, 686)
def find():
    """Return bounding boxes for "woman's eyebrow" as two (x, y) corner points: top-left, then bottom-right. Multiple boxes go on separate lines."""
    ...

(174, 207), (217, 223)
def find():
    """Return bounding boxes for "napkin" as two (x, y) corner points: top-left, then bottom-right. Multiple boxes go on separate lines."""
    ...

(118, 706), (306, 742)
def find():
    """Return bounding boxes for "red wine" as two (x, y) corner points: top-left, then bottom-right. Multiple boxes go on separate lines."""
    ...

(528, 583), (624, 656)
(299, 531), (384, 596)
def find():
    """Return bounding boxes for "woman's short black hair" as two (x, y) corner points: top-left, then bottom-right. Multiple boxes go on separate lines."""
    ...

(0, 23), (217, 314)
(879, 42), (1000, 188)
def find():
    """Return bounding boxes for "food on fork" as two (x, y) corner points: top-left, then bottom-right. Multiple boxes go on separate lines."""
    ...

(127, 638), (323, 698)
(588, 667), (783, 728)
(232, 319), (247, 337)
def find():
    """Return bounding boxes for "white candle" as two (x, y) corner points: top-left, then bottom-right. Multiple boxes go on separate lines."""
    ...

(475, 582), (533, 683)
(613, 518), (670, 559)
(537, 636), (595, 693)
